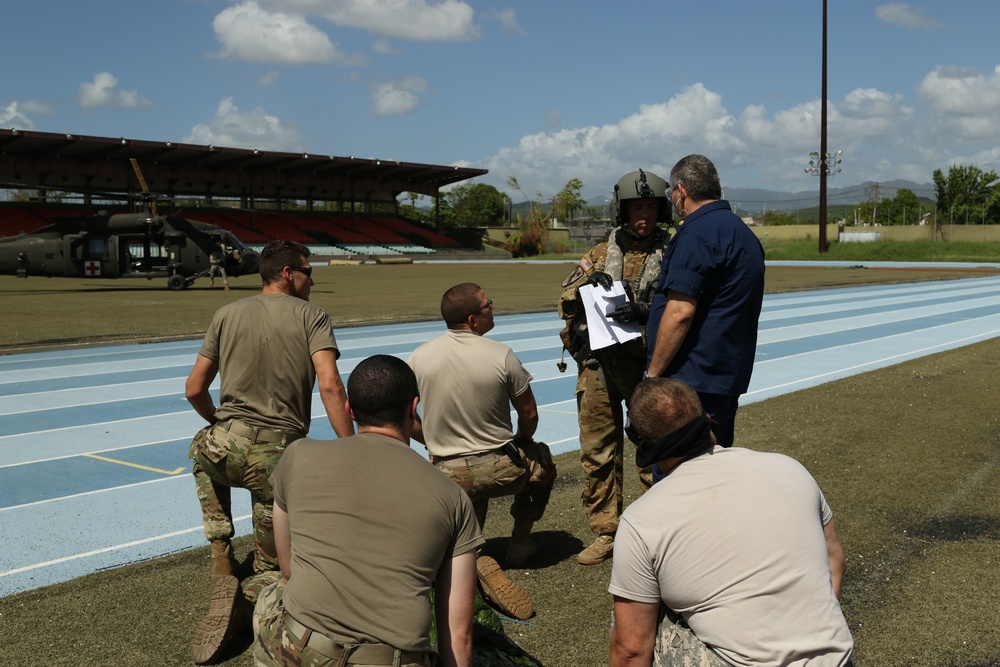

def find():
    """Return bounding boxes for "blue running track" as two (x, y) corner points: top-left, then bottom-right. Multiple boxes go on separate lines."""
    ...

(2, 273), (1000, 597)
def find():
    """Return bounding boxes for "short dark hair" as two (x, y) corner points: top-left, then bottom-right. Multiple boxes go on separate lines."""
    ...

(347, 355), (419, 429)
(629, 378), (703, 442)
(670, 154), (723, 203)
(259, 240), (310, 284)
(441, 282), (483, 326)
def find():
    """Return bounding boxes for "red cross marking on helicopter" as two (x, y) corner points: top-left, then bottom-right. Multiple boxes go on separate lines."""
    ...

(84, 261), (101, 276)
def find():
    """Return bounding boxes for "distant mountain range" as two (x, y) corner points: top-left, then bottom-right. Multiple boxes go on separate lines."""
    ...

(573, 179), (936, 215)
(501, 179), (936, 220)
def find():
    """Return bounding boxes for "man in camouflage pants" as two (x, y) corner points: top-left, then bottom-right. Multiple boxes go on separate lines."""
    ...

(558, 169), (671, 565)
(253, 355), (482, 667)
(185, 240), (353, 665)
(409, 282), (556, 621)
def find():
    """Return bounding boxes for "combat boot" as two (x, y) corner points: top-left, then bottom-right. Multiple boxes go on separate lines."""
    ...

(209, 539), (240, 580)
(476, 555), (534, 620)
(506, 519), (537, 568)
(191, 575), (252, 664)
(577, 534), (615, 565)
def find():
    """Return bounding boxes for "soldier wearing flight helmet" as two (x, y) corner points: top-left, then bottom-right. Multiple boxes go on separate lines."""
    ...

(557, 169), (671, 565)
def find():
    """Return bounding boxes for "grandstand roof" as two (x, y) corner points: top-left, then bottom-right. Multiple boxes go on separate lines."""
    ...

(0, 128), (486, 202)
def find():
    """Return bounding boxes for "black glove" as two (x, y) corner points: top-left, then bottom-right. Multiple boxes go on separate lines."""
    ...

(610, 301), (650, 324)
(584, 271), (614, 290)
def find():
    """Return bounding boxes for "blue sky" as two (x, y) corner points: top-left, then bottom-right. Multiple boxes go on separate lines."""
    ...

(3, 1), (999, 201)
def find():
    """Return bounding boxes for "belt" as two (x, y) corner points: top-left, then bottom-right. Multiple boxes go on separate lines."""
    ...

(434, 443), (508, 469)
(217, 419), (301, 445)
(283, 613), (428, 666)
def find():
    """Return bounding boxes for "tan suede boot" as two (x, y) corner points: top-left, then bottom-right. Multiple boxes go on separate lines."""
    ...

(193, 541), (250, 664)
(476, 555), (534, 620)
(577, 534), (615, 565)
(506, 519), (537, 568)
(209, 539), (239, 580)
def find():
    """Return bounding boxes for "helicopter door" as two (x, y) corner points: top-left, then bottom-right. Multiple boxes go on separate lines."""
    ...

(119, 236), (169, 274)
(78, 236), (117, 278)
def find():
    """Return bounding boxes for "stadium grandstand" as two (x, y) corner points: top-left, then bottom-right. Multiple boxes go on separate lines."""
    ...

(0, 128), (487, 258)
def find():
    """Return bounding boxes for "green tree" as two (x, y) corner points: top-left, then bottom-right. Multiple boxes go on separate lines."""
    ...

(881, 188), (927, 226)
(505, 176), (550, 257)
(933, 164), (999, 224)
(447, 183), (507, 228)
(432, 193), (456, 228)
(398, 191), (432, 225)
(760, 210), (798, 226)
(550, 178), (586, 225)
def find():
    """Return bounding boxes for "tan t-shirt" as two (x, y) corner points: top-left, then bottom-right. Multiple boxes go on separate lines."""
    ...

(408, 329), (532, 458)
(199, 292), (338, 435)
(272, 433), (484, 652)
(609, 447), (854, 666)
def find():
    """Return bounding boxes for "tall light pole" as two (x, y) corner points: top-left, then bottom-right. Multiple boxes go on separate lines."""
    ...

(818, 0), (830, 252)
(805, 147), (842, 224)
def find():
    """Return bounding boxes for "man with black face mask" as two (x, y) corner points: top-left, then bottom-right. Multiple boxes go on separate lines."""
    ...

(646, 154), (765, 471)
(608, 378), (854, 667)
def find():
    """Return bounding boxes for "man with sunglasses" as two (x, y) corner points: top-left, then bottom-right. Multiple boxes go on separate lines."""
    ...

(185, 239), (354, 664)
(409, 282), (556, 620)
(608, 378), (853, 667)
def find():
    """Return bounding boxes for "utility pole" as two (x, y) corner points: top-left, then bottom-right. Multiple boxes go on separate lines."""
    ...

(818, 0), (829, 252)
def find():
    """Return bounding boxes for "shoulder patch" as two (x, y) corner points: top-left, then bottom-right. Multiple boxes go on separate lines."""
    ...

(580, 257), (593, 271)
(561, 265), (586, 289)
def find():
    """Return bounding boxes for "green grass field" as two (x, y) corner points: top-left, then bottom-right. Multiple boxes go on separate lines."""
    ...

(1, 258), (999, 666)
(3, 259), (998, 350)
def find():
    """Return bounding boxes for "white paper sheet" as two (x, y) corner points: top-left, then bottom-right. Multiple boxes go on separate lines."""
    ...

(578, 281), (642, 350)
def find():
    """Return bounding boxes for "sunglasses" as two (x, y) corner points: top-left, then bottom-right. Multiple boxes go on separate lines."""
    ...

(289, 266), (313, 278)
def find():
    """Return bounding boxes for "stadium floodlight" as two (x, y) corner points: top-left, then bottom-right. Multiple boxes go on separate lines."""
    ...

(805, 149), (843, 177)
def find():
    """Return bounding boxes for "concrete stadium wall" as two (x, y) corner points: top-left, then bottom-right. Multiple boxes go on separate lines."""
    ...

(748, 224), (839, 242)
(748, 224), (1000, 243)
(483, 227), (570, 244)
(485, 224), (1000, 246)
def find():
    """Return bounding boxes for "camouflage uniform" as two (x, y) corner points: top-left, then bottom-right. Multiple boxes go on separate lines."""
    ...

(558, 227), (668, 536)
(190, 420), (302, 603)
(255, 583), (546, 667)
(653, 607), (731, 667)
(434, 440), (556, 528)
(253, 581), (434, 667)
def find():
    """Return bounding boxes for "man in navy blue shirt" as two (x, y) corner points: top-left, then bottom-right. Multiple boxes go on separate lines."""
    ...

(646, 154), (765, 463)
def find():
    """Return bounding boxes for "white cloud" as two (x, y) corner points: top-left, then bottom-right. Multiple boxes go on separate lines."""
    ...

(372, 76), (427, 116)
(372, 38), (400, 55)
(258, 70), (281, 87)
(1, 102), (35, 129)
(875, 3), (944, 31)
(78, 72), (151, 109)
(259, 0), (479, 41)
(20, 100), (54, 116)
(918, 65), (1000, 115)
(465, 81), (929, 196)
(487, 8), (524, 35)
(184, 97), (305, 151)
(916, 65), (1000, 146)
(213, 1), (363, 65)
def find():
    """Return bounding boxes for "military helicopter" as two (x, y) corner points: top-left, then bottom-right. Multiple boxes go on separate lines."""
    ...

(0, 161), (259, 290)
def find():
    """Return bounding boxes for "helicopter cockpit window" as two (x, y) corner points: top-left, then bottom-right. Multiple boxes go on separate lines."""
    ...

(89, 239), (108, 258)
(220, 231), (249, 253)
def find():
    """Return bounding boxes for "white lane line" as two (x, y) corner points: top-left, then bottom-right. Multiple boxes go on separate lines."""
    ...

(0, 513), (250, 579)
(746, 326), (1000, 399)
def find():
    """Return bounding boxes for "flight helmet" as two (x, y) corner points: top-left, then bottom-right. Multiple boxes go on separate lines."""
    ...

(612, 169), (670, 227)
